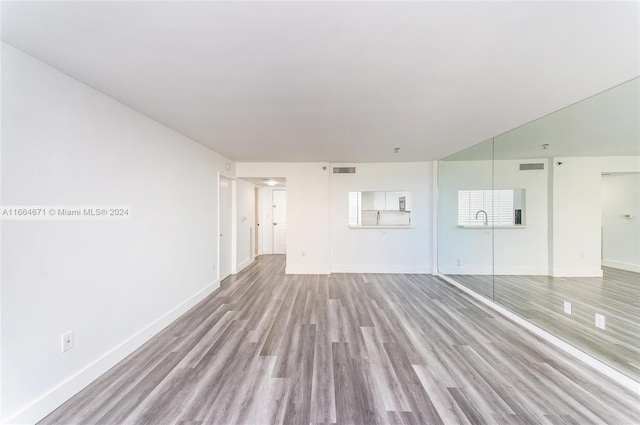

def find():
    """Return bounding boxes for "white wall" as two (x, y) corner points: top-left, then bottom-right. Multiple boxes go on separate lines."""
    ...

(601, 173), (640, 272)
(552, 156), (640, 276)
(235, 179), (256, 272)
(551, 157), (604, 277)
(493, 159), (549, 274)
(551, 156), (640, 276)
(1, 44), (234, 424)
(438, 160), (493, 274)
(0, 41), (4, 425)
(438, 159), (549, 275)
(439, 156), (640, 277)
(330, 163), (432, 273)
(236, 163), (331, 274)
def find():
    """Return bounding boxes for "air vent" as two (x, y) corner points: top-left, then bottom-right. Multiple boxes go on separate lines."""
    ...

(333, 167), (356, 174)
(519, 163), (544, 171)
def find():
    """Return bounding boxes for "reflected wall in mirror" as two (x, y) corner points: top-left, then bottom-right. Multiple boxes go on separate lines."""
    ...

(438, 78), (640, 380)
(601, 172), (640, 272)
(438, 139), (495, 297)
(349, 191), (412, 226)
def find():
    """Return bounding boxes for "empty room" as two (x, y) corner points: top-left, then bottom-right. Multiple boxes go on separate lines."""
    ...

(1, 1), (639, 424)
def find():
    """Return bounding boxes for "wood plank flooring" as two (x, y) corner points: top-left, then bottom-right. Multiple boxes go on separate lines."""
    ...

(449, 268), (640, 380)
(41, 255), (639, 425)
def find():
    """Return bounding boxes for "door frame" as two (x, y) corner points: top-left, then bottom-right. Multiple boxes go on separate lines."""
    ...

(272, 189), (287, 254)
(218, 174), (234, 282)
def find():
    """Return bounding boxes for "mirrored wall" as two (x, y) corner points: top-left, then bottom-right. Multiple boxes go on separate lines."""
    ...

(438, 78), (640, 380)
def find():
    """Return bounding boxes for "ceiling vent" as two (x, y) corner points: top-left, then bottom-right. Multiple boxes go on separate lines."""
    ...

(333, 167), (356, 174)
(519, 163), (544, 171)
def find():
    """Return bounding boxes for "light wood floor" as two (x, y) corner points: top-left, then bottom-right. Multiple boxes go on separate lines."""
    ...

(41, 255), (639, 425)
(448, 268), (640, 380)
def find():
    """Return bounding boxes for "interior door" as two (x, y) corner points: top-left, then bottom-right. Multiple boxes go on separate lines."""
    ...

(272, 190), (287, 254)
(255, 187), (260, 256)
(219, 176), (232, 281)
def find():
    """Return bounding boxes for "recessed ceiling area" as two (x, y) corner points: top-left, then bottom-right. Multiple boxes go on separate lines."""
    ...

(2, 1), (638, 162)
(242, 177), (286, 188)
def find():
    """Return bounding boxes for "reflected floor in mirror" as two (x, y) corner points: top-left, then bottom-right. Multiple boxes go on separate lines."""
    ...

(40, 256), (638, 425)
(447, 267), (640, 380)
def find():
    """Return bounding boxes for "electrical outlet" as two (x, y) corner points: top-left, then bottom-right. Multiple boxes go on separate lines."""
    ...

(456, 259), (461, 267)
(595, 313), (606, 329)
(62, 331), (74, 352)
(563, 301), (572, 315)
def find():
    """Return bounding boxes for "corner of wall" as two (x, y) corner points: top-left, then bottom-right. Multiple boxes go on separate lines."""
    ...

(236, 257), (255, 274)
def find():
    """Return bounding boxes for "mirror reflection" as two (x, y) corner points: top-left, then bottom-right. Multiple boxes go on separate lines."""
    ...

(457, 189), (526, 227)
(438, 78), (640, 379)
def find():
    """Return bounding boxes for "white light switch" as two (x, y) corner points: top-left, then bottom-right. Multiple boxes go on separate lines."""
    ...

(563, 301), (572, 315)
(595, 313), (606, 329)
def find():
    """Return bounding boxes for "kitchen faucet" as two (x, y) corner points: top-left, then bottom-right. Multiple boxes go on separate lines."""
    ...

(475, 209), (488, 226)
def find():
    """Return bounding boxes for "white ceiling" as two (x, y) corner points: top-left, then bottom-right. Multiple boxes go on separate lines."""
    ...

(445, 78), (640, 161)
(242, 177), (286, 188)
(2, 1), (638, 162)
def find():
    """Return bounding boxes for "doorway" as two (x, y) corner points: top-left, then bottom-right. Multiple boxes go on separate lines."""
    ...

(219, 175), (232, 281)
(254, 187), (260, 257)
(244, 178), (286, 257)
(601, 172), (640, 272)
(272, 189), (287, 254)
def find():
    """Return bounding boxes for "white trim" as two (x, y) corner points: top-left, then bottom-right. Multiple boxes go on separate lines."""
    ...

(285, 265), (331, 275)
(348, 225), (415, 229)
(218, 174), (233, 281)
(231, 179), (238, 274)
(436, 273), (640, 395)
(551, 268), (604, 277)
(457, 225), (527, 229)
(330, 265), (430, 274)
(236, 257), (255, 274)
(438, 267), (492, 275)
(438, 267), (551, 275)
(6, 280), (220, 425)
(601, 260), (640, 273)
(493, 267), (549, 275)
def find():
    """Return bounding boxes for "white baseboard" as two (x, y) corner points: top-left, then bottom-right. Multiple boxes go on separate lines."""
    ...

(442, 266), (608, 277)
(551, 268), (603, 277)
(602, 260), (640, 273)
(330, 264), (431, 274)
(439, 267), (549, 275)
(436, 273), (640, 395)
(493, 267), (549, 275)
(236, 257), (255, 274)
(439, 267), (492, 275)
(6, 280), (220, 425)
(285, 265), (331, 275)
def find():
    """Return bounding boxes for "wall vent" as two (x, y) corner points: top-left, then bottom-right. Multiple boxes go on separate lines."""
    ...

(333, 167), (356, 174)
(519, 163), (544, 171)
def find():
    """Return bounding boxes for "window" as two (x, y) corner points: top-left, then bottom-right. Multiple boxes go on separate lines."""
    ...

(348, 191), (412, 227)
(458, 189), (520, 226)
(348, 191), (360, 226)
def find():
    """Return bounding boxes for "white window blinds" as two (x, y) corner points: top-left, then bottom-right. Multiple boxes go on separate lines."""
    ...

(458, 190), (514, 226)
(348, 192), (359, 226)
